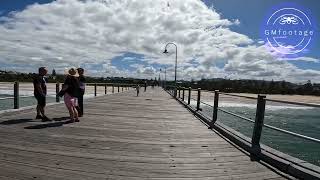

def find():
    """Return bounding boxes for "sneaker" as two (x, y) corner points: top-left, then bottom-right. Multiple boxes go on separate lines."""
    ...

(41, 116), (52, 122)
(35, 115), (43, 119)
(75, 119), (80, 122)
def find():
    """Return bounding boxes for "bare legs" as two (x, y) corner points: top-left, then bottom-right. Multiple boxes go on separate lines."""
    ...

(67, 106), (78, 122)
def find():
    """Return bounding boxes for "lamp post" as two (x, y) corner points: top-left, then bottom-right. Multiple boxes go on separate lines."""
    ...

(159, 69), (161, 87)
(163, 42), (178, 97)
(164, 67), (167, 89)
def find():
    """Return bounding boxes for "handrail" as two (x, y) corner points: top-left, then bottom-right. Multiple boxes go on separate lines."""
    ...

(0, 82), (132, 110)
(263, 123), (320, 144)
(190, 97), (197, 101)
(0, 97), (13, 100)
(219, 92), (258, 100)
(218, 107), (320, 144)
(200, 101), (213, 107)
(266, 98), (320, 108)
(0, 95), (34, 100)
(218, 108), (255, 123)
(165, 87), (320, 179)
(171, 87), (320, 157)
(216, 92), (320, 108)
(86, 83), (135, 85)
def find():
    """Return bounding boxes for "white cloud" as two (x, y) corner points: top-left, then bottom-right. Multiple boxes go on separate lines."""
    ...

(0, 0), (319, 82)
(279, 57), (319, 63)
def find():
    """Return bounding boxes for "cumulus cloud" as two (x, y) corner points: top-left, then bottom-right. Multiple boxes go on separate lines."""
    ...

(0, 0), (319, 82)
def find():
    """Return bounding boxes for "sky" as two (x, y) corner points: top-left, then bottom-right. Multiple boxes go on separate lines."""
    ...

(0, 0), (319, 83)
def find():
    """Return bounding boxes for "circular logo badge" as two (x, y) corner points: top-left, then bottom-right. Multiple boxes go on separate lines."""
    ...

(261, 4), (316, 56)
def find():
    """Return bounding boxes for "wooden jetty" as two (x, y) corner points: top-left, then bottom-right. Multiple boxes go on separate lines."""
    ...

(0, 87), (297, 179)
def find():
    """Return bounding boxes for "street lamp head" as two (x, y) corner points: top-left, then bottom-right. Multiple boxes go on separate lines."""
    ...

(163, 49), (168, 54)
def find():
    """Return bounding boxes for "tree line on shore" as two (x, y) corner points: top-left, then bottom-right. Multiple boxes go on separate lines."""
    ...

(0, 70), (150, 84)
(177, 78), (320, 96)
(1, 70), (319, 96)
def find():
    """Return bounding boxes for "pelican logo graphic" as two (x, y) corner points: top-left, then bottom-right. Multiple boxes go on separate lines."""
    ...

(261, 4), (316, 56)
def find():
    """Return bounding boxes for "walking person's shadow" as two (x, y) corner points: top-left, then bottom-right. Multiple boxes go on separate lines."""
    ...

(0, 118), (33, 125)
(24, 116), (71, 129)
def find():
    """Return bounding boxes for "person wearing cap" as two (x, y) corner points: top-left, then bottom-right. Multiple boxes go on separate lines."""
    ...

(33, 67), (51, 121)
(76, 68), (86, 117)
(58, 68), (81, 123)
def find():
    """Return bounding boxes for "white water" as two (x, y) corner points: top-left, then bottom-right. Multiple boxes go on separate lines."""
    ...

(200, 101), (314, 111)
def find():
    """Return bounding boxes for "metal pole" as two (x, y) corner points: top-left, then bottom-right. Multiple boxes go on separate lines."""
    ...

(175, 45), (177, 97)
(56, 82), (60, 102)
(165, 68), (167, 89)
(105, 84), (107, 94)
(118, 85), (120, 93)
(196, 88), (201, 111)
(212, 90), (219, 124)
(188, 87), (191, 105)
(251, 94), (266, 160)
(182, 87), (185, 101)
(14, 82), (19, 109)
(112, 85), (114, 93)
(164, 43), (178, 97)
(94, 83), (97, 97)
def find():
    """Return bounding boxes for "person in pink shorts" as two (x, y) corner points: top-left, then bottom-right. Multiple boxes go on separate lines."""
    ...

(58, 68), (80, 123)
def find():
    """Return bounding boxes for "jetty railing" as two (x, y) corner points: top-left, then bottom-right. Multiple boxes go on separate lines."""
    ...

(164, 85), (320, 180)
(0, 82), (133, 110)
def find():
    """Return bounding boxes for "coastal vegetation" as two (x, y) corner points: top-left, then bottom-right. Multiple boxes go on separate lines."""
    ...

(1, 70), (319, 96)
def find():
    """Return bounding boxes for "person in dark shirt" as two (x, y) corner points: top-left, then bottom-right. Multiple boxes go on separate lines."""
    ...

(136, 84), (140, 97)
(144, 80), (147, 92)
(76, 68), (85, 117)
(33, 67), (50, 121)
(58, 68), (80, 123)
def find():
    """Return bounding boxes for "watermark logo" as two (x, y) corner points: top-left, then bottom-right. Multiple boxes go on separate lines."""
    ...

(261, 4), (316, 56)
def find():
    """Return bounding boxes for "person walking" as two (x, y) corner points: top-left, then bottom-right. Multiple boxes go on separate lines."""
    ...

(58, 68), (80, 123)
(144, 80), (147, 92)
(33, 67), (50, 122)
(76, 68), (86, 117)
(136, 84), (140, 97)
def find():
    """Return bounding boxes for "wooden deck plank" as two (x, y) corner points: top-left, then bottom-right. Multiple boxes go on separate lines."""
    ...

(0, 87), (293, 179)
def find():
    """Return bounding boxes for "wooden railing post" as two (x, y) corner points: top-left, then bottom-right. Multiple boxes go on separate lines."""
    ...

(118, 85), (120, 93)
(94, 83), (97, 97)
(178, 87), (181, 98)
(196, 88), (201, 111)
(104, 84), (107, 94)
(188, 87), (191, 105)
(14, 82), (19, 109)
(122, 86), (124, 92)
(211, 90), (219, 125)
(182, 87), (185, 101)
(251, 94), (266, 160)
(56, 82), (60, 102)
(112, 84), (114, 93)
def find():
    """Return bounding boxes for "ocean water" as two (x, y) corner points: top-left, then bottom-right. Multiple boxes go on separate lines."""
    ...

(188, 98), (320, 166)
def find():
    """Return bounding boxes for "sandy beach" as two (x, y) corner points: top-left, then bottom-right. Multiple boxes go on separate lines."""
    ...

(229, 93), (320, 104)
(187, 89), (320, 106)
